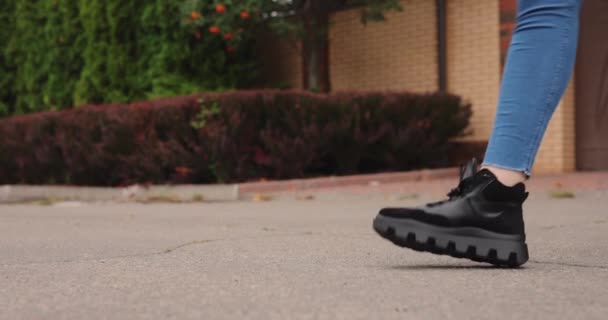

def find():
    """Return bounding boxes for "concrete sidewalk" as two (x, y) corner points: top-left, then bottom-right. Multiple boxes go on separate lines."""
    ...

(1, 189), (607, 319)
(3, 170), (608, 204)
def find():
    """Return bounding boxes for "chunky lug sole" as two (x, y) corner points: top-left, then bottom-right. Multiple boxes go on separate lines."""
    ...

(373, 215), (529, 268)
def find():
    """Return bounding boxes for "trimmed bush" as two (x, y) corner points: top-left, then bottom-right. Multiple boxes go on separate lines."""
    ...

(0, 91), (471, 186)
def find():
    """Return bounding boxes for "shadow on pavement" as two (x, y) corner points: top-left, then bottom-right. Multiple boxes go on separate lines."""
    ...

(389, 261), (608, 270)
(387, 264), (520, 270)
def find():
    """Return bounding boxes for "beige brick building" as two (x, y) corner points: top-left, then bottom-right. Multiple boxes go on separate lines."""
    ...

(257, 0), (608, 174)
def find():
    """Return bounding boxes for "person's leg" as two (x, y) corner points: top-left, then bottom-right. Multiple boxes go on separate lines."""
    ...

(374, 0), (583, 267)
(483, 0), (583, 186)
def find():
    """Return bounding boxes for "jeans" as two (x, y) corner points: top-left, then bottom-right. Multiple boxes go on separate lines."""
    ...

(483, 0), (583, 175)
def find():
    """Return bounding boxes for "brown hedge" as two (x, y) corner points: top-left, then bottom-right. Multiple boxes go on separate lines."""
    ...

(0, 90), (471, 186)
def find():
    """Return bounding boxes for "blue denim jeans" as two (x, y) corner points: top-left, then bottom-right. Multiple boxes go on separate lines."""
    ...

(483, 0), (583, 175)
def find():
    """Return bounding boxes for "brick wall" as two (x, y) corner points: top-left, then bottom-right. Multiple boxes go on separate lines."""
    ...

(329, 0), (438, 92)
(500, 0), (517, 69)
(256, 0), (577, 173)
(534, 80), (577, 173)
(446, 0), (501, 142)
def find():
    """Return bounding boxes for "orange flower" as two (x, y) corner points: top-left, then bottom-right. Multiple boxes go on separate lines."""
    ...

(240, 11), (250, 20)
(191, 11), (201, 20)
(224, 33), (233, 40)
(209, 26), (221, 34)
(216, 4), (226, 13)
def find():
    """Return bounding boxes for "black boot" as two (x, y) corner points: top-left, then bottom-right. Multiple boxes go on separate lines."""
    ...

(373, 159), (529, 267)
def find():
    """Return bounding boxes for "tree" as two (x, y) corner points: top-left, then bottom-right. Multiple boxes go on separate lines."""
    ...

(8, 0), (48, 114)
(0, 0), (16, 116)
(42, 0), (84, 110)
(0, 0), (258, 117)
(74, 0), (111, 105)
(182, 0), (402, 92)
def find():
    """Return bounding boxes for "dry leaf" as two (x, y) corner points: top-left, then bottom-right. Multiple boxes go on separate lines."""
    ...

(296, 194), (315, 201)
(252, 194), (273, 202)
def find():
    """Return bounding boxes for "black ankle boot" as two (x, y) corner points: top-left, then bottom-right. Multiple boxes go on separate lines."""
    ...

(373, 159), (529, 267)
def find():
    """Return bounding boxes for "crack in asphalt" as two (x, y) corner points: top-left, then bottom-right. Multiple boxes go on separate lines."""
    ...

(0, 239), (224, 267)
(3, 232), (608, 271)
(160, 239), (218, 254)
(0, 232), (319, 267)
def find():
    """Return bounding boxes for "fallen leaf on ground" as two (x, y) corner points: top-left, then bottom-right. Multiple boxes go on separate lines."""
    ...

(296, 194), (315, 201)
(549, 190), (575, 199)
(399, 194), (419, 200)
(252, 194), (273, 202)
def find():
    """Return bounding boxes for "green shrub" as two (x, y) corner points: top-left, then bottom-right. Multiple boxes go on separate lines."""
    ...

(0, 0), (16, 116)
(8, 0), (48, 114)
(0, 0), (256, 117)
(43, 0), (84, 110)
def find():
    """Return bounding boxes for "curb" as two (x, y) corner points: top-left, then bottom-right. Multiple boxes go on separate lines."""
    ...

(0, 184), (239, 204)
(4, 169), (608, 204)
(0, 167), (459, 204)
(237, 167), (459, 195)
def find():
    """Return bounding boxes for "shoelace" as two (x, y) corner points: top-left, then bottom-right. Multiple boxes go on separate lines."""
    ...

(427, 176), (477, 207)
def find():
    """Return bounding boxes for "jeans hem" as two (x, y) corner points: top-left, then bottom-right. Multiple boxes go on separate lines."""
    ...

(482, 162), (531, 177)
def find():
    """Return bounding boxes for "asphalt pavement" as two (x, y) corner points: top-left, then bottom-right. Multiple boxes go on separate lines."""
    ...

(1, 191), (607, 319)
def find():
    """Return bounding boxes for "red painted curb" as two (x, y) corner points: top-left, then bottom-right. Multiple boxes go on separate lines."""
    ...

(238, 167), (459, 194)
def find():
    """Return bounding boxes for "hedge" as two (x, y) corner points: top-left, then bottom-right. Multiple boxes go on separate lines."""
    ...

(0, 91), (471, 186)
(0, 0), (256, 117)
